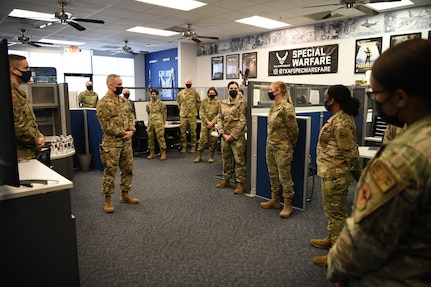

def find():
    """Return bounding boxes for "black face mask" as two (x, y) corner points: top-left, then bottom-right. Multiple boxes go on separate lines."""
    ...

(186, 84), (192, 89)
(87, 86), (93, 91)
(114, 86), (123, 95)
(16, 68), (32, 83)
(123, 94), (130, 99)
(208, 94), (216, 99)
(374, 95), (404, 127)
(268, 91), (275, 101)
(229, 90), (238, 98)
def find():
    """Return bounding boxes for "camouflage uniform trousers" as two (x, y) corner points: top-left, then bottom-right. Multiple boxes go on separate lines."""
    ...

(180, 116), (197, 147)
(100, 141), (133, 197)
(266, 145), (295, 200)
(197, 124), (218, 152)
(321, 173), (354, 244)
(147, 122), (166, 150)
(221, 135), (246, 183)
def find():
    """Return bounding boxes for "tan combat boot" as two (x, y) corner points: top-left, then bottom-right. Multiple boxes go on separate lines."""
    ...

(310, 234), (332, 250)
(194, 151), (203, 163)
(180, 146), (186, 153)
(216, 180), (231, 189)
(279, 198), (292, 218)
(120, 191), (139, 204)
(190, 145), (196, 154)
(147, 149), (155, 159)
(104, 196), (114, 213)
(208, 151), (214, 163)
(313, 254), (328, 267)
(233, 182), (244, 194)
(160, 149), (166, 161)
(260, 192), (281, 209)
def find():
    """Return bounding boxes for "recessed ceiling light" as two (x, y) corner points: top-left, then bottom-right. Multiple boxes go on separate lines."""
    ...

(40, 39), (86, 46)
(366, 0), (413, 11)
(8, 9), (53, 21)
(127, 26), (179, 37)
(135, 0), (207, 11)
(235, 16), (290, 29)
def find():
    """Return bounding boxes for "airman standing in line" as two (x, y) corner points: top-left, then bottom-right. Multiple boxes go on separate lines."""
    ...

(79, 81), (99, 108)
(146, 89), (167, 161)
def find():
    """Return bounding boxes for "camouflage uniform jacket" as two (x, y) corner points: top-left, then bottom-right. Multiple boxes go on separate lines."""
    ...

(217, 97), (247, 140)
(11, 81), (44, 160)
(96, 92), (136, 147)
(267, 100), (298, 149)
(177, 89), (200, 117)
(79, 90), (99, 108)
(317, 110), (361, 178)
(382, 123), (408, 144)
(146, 99), (167, 125)
(327, 114), (431, 286)
(200, 97), (221, 125)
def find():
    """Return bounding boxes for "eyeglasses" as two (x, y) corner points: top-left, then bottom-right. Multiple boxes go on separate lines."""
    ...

(366, 89), (388, 101)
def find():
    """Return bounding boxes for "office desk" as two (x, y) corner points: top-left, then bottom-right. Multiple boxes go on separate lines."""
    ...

(358, 146), (378, 160)
(0, 160), (80, 286)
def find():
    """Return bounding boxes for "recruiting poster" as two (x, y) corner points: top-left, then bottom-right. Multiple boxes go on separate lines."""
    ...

(355, 37), (382, 74)
(268, 44), (338, 76)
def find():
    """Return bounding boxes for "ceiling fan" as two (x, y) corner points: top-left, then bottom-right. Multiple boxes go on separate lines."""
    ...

(304, 0), (401, 19)
(14, 29), (53, 47)
(179, 24), (219, 43)
(39, 1), (104, 31)
(111, 40), (146, 56)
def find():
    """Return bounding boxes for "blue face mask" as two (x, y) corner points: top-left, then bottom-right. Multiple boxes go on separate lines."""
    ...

(16, 68), (32, 83)
(324, 98), (332, 111)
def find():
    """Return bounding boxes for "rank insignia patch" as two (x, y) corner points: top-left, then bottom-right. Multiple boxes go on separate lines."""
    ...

(370, 159), (396, 193)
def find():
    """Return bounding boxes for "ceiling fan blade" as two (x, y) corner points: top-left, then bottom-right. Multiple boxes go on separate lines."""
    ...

(39, 21), (56, 29)
(68, 21), (86, 31)
(355, 4), (379, 16)
(73, 18), (105, 24)
(369, 0), (401, 3)
(31, 41), (54, 46)
(303, 3), (341, 8)
(29, 42), (42, 48)
(191, 37), (202, 44)
(197, 36), (219, 40)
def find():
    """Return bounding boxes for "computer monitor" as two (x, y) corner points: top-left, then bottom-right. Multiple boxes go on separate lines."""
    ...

(0, 39), (20, 187)
(166, 104), (179, 121)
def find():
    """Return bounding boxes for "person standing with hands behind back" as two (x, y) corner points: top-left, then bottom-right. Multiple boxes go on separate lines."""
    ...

(311, 84), (361, 267)
(260, 81), (298, 218)
(79, 80), (98, 108)
(327, 38), (431, 287)
(216, 81), (247, 194)
(146, 89), (167, 161)
(96, 74), (139, 213)
(177, 78), (201, 154)
(8, 54), (45, 160)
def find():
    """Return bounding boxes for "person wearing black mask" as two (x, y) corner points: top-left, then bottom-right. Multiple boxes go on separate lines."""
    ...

(216, 81), (247, 194)
(79, 80), (99, 108)
(8, 54), (45, 160)
(96, 74), (139, 213)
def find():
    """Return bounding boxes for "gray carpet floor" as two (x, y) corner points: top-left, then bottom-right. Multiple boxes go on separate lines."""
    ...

(70, 149), (356, 287)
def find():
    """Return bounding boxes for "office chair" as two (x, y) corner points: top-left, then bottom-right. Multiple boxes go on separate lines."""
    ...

(306, 154), (317, 202)
(133, 121), (149, 157)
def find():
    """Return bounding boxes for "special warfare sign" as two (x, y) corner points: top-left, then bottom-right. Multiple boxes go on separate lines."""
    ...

(268, 44), (338, 76)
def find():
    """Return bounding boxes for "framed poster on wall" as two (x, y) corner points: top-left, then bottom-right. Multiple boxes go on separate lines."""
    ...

(211, 56), (224, 80)
(390, 32), (421, 47)
(242, 52), (257, 78)
(226, 54), (239, 79)
(354, 37), (382, 74)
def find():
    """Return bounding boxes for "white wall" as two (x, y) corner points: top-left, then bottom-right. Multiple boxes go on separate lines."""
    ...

(178, 42), (198, 85)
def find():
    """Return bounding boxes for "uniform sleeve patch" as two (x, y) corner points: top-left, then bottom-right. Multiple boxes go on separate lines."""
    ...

(337, 128), (350, 142)
(369, 159), (396, 193)
(357, 182), (371, 209)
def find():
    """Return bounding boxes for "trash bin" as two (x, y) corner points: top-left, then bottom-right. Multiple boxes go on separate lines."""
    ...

(78, 154), (92, 171)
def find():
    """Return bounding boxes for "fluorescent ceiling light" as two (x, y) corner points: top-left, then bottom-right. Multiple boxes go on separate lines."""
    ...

(135, 0), (206, 11)
(366, 0), (413, 11)
(40, 39), (86, 46)
(8, 9), (53, 21)
(235, 16), (290, 29)
(127, 26), (179, 37)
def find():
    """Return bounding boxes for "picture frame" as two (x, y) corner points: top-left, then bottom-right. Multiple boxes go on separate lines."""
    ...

(226, 54), (240, 79)
(428, 31), (431, 40)
(390, 32), (421, 47)
(354, 37), (382, 74)
(211, 56), (224, 80)
(241, 52), (257, 78)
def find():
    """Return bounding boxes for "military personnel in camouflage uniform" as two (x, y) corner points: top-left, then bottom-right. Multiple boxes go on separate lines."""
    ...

(146, 89), (167, 161)
(79, 81), (99, 108)
(194, 87), (221, 163)
(260, 81), (299, 218)
(8, 54), (45, 160)
(177, 78), (201, 154)
(327, 39), (431, 287)
(311, 84), (361, 267)
(216, 81), (247, 194)
(382, 123), (407, 144)
(96, 74), (139, 213)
